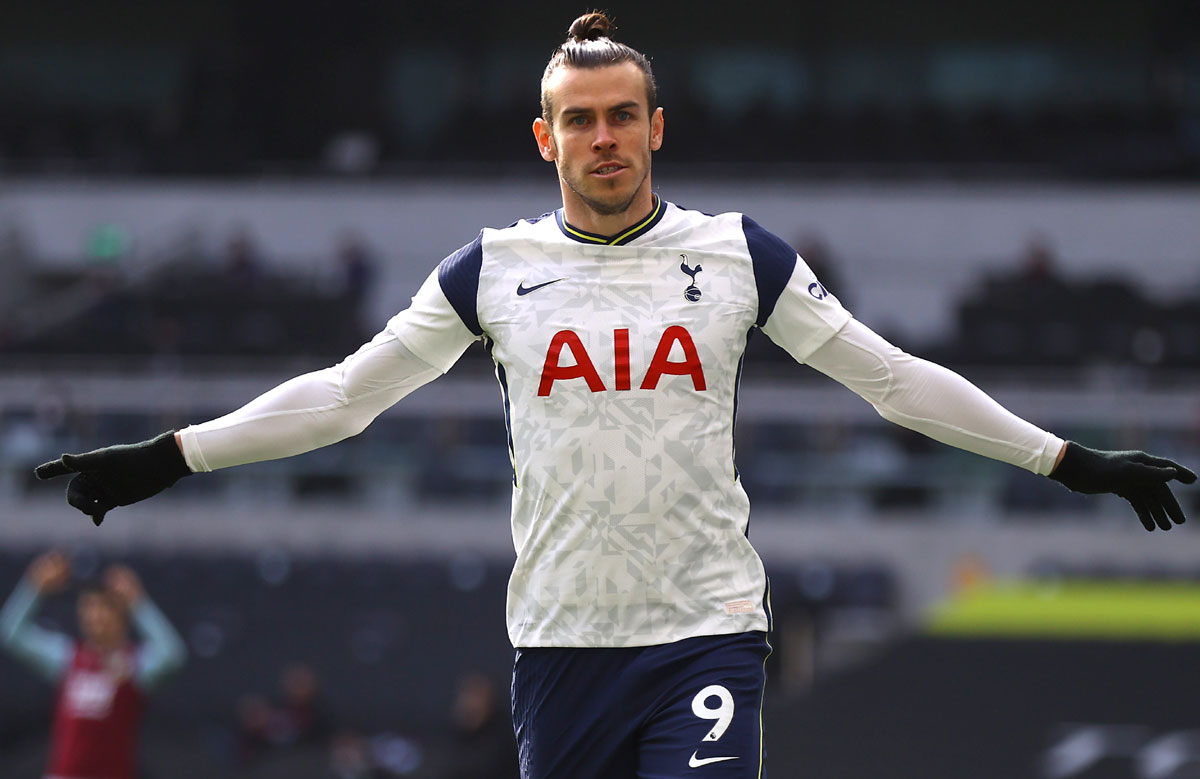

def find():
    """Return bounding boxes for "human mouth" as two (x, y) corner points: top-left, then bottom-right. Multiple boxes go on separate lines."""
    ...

(591, 163), (626, 177)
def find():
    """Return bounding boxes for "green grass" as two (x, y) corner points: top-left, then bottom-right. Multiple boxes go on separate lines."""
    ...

(927, 580), (1200, 640)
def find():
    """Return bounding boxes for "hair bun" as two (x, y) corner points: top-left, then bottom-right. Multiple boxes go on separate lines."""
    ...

(568, 12), (612, 42)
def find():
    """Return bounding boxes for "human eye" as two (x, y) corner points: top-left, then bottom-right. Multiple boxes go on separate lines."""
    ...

(569, 115), (588, 126)
(615, 110), (632, 122)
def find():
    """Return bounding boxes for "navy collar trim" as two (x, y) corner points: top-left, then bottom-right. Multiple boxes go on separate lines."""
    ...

(555, 194), (665, 246)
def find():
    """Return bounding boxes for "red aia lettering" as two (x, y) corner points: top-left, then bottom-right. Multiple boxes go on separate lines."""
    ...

(538, 330), (606, 396)
(538, 327), (706, 396)
(614, 328), (631, 391)
(640, 325), (707, 391)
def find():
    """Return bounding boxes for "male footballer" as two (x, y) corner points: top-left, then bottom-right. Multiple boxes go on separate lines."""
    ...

(36, 13), (1195, 778)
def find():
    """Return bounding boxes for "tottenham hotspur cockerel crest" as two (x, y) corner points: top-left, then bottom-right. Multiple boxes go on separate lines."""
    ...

(680, 255), (702, 302)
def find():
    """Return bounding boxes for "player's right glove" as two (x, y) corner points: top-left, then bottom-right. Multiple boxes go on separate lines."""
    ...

(34, 431), (192, 527)
(1048, 441), (1196, 531)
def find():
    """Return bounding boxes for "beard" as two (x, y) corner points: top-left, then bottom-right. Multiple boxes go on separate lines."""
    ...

(560, 156), (651, 217)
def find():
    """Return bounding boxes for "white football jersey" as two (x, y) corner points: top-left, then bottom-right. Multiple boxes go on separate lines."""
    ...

(390, 196), (851, 648)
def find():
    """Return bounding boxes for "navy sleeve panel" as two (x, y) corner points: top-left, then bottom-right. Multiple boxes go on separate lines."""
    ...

(743, 215), (798, 328)
(437, 231), (485, 337)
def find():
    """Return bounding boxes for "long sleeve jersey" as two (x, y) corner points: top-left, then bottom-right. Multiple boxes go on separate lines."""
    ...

(179, 198), (1062, 648)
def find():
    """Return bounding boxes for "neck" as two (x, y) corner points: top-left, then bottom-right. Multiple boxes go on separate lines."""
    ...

(560, 180), (656, 237)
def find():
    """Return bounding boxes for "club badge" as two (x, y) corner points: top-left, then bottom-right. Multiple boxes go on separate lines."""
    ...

(680, 254), (703, 302)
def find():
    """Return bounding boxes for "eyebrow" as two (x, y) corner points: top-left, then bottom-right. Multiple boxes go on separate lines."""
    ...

(560, 101), (641, 118)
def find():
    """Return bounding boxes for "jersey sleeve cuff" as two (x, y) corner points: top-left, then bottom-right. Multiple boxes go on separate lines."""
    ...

(791, 308), (853, 363)
(384, 270), (479, 374)
(385, 323), (456, 375)
(1037, 434), (1067, 476)
(177, 427), (212, 473)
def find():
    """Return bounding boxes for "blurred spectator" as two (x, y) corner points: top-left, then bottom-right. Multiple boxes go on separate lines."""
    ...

(330, 729), (381, 779)
(232, 692), (274, 765)
(223, 227), (264, 289)
(229, 662), (335, 767)
(336, 233), (374, 301)
(148, 315), (185, 374)
(0, 551), (186, 779)
(980, 232), (1071, 303)
(949, 231), (1081, 366)
(1018, 233), (1055, 281)
(334, 232), (377, 336)
(275, 661), (335, 748)
(1011, 232), (1071, 299)
(422, 672), (519, 779)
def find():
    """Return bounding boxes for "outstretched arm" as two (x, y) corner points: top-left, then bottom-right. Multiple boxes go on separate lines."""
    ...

(804, 319), (1065, 475)
(105, 565), (186, 691)
(179, 254), (482, 469)
(35, 267), (480, 524)
(130, 595), (187, 690)
(0, 553), (74, 684)
(177, 328), (442, 472)
(744, 219), (1192, 530)
(803, 319), (1194, 529)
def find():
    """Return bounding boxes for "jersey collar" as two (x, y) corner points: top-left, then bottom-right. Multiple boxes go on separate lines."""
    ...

(555, 194), (665, 246)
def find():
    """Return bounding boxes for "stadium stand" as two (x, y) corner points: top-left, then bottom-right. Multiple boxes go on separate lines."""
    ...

(0, 549), (897, 778)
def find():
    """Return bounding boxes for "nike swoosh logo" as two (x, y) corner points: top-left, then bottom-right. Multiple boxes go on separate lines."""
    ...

(689, 752), (738, 768)
(516, 278), (565, 296)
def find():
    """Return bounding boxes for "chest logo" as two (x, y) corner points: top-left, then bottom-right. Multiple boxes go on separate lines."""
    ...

(517, 278), (565, 296)
(680, 255), (703, 302)
(64, 670), (118, 719)
(538, 326), (707, 397)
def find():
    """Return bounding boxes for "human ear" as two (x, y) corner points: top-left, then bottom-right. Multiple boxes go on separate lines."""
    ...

(533, 118), (557, 161)
(649, 108), (664, 152)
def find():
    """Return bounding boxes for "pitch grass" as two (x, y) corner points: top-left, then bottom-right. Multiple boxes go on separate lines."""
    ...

(928, 580), (1200, 641)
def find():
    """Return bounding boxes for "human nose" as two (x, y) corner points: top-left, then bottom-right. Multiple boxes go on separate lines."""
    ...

(592, 120), (616, 151)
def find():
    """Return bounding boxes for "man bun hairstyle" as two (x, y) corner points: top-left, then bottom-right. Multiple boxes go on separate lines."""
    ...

(568, 11), (611, 42)
(541, 11), (658, 121)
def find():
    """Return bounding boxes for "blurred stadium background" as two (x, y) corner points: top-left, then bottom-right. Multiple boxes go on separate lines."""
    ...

(2, 1), (1200, 777)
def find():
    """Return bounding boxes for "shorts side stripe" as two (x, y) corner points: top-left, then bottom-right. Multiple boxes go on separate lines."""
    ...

(757, 630), (773, 778)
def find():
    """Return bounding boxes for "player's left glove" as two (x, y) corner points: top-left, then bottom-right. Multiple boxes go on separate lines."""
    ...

(34, 431), (192, 527)
(1048, 441), (1196, 531)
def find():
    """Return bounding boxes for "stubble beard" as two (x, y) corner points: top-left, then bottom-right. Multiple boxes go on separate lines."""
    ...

(561, 157), (651, 218)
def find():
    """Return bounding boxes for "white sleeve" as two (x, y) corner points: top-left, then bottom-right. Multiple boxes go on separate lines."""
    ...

(386, 268), (481, 372)
(180, 262), (482, 472)
(758, 260), (852, 362)
(804, 319), (1064, 475)
(746, 217), (853, 363)
(179, 327), (445, 472)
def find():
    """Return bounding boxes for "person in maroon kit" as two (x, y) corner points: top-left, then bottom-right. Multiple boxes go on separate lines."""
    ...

(0, 550), (186, 779)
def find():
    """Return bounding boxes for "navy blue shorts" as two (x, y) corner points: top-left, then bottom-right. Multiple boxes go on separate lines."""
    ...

(511, 631), (771, 779)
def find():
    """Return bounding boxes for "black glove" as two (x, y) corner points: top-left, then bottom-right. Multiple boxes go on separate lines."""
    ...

(1049, 441), (1197, 531)
(34, 431), (192, 527)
